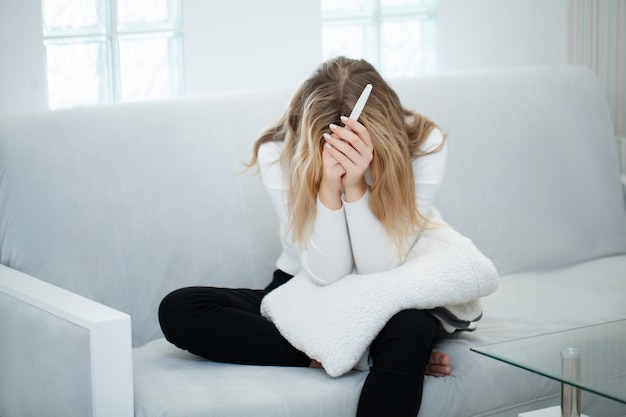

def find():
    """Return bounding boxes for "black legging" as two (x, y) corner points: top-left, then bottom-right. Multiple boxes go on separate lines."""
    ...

(158, 270), (440, 417)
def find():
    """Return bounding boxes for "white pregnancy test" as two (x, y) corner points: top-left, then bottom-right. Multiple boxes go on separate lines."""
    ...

(348, 83), (372, 122)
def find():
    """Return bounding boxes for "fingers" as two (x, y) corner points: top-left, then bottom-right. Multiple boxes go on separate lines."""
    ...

(323, 120), (372, 169)
(319, 148), (345, 209)
(321, 146), (346, 182)
(329, 118), (372, 158)
(340, 116), (372, 148)
(323, 133), (359, 169)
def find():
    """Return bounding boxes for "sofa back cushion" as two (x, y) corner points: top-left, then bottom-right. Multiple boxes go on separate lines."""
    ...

(392, 66), (626, 275)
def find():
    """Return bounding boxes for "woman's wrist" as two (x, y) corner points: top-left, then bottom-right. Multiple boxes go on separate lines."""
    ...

(343, 178), (367, 203)
(318, 180), (342, 210)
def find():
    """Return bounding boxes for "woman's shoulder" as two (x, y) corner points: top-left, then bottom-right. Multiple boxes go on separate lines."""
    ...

(258, 140), (283, 164)
(411, 127), (448, 171)
(419, 127), (445, 153)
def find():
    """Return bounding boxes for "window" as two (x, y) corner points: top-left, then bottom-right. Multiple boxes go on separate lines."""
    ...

(42, 0), (183, 110)
(321, 0), (437, 78)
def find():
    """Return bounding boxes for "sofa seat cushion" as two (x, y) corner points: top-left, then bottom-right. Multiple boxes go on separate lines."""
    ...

(133, 339), (367, 417)
(479, 254), (626, 343)
(133, 255), (626, 417)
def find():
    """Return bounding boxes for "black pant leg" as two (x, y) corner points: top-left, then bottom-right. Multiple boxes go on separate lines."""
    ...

(158, 274), (309, 367)
(264, 269), (294, 293)
(356, 309), (440, 417)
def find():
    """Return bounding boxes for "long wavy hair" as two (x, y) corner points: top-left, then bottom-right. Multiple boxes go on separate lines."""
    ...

(248, 56), (443, 252)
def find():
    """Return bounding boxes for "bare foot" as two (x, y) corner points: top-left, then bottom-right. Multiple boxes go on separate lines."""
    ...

(309, 359), (324, 369)
(425, 351), (451, 377)
(310, 352), (451, 375)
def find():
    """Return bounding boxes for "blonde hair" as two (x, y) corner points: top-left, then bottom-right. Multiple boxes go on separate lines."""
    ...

(248, 57), (443, 251)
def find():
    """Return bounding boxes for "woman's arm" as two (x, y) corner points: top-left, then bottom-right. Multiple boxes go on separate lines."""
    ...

(346, 128), (448, 274)
(304, 142), (354, 285)
(301, 200), (353, 285)
(343, 190), (397, 273)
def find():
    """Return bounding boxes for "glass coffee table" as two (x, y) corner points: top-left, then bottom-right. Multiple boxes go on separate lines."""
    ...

(471, 319), (626, 417)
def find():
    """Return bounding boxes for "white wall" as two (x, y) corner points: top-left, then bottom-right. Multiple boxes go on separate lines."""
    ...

(184, 0), (321, 96)
(0, 0), (47, 117)
(438, 0), (570, 72)
(0, 0), (571, 118)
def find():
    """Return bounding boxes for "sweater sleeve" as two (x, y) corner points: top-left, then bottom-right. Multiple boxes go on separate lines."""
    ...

(413, 128), (447, 217)
(345, 128), (447, 274)
(257, 142), (288, 227)
(343, 190), (397, 273)
(258, 142), (301, 275)
(301, 199), (353, 285)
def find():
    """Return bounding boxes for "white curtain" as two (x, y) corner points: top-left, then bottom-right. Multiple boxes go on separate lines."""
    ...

(570, 0), (625, 138)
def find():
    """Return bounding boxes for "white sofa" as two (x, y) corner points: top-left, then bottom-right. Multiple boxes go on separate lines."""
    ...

(1, 66), (625, 417)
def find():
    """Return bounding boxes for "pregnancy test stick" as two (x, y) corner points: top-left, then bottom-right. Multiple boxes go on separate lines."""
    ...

(348, 83), (372, 122)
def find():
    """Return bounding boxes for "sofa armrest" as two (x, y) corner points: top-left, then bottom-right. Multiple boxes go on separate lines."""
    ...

(0, 265), (133, 417)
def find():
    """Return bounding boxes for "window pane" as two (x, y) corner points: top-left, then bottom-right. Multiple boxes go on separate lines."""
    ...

(45, 39), (112, 109)
(322, 22), (377, 64)
(42, 0), (108, 36)
(380, 18), (435, 77)
(117, 34), (182, 101)
(116, 0), (181, 31)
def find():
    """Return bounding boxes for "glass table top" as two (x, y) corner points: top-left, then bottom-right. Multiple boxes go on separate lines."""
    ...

(471, 319), (626, 404)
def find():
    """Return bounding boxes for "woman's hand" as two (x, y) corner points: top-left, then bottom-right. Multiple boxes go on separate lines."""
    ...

(319, 145), (345, 210)
(323, 116), (374, 203)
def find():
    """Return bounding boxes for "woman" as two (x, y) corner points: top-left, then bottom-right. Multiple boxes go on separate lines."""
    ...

(159, 56), (450, 417)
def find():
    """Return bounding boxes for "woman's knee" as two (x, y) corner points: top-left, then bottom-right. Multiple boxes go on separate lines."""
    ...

(158, 287), (205, 344)
(370, 310), (439, 372)
(381, 310), (439, 342)
(159, 287), (195, 320)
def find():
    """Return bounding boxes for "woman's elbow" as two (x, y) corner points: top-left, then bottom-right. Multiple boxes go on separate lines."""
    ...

(305, 264), (352, 286)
